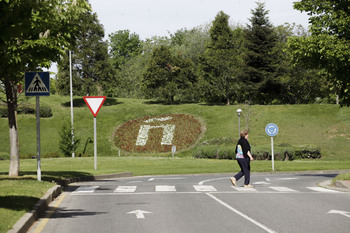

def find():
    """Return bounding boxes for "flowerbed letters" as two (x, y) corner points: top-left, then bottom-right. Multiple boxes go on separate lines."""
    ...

(115, 114), (203, 153)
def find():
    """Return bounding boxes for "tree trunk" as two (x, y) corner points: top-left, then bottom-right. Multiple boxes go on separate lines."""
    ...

(4, 79), (20, 176)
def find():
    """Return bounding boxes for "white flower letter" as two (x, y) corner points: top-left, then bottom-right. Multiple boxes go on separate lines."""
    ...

(136, 117), (175, 146)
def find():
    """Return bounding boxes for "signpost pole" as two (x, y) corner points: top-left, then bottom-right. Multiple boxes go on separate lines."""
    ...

(271, 136), (274, 171)
(94, 117), (97, 170)
(265, 123), (278, 171)
(36, 96), (41, 181)
(25, 72), (50, 182)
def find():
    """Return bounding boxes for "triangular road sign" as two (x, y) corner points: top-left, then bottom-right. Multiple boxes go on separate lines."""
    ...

(83, 96), (106, 117)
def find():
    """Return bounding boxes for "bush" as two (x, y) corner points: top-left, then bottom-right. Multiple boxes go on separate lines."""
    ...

(193, 144), (321, 161)
(36, 106), (53, 118)
(0, 106), (8, 117)
(59, 120), (80, 157)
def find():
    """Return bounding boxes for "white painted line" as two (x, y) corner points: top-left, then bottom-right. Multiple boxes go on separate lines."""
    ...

(269, 187), (298, 192)
(206, 193), (276, 233)
(198, 177), (229, 185)
(115, 186), (137, 193)
(233, 186), (258, 192)
(155, 185), (176, 192)
(72, 186), (98, 193)
(307, 187), (339, 193)
(193, 185), (217, 192)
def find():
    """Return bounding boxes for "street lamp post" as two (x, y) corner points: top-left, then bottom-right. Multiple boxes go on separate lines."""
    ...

(236, 109), (242, 138)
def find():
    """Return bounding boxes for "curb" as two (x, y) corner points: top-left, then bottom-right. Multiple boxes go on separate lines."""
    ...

(319, 180), (350, 192)
(7, 172), (133, 233)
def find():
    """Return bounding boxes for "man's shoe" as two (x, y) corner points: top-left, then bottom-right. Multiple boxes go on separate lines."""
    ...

(244, 184), (254, 188)
(230, 177), (236, 186)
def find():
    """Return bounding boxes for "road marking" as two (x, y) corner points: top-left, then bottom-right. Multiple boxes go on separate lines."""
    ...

(128, 210), (152, 219)
(73, 186), (99, 193)
(148, 177), (185, 181)
(328, 209), (350, 218)
(253, 181), (270, 185)
(307, 187), (339, 193)
(115, 186), (137, 193)
(156, 185), (176, 192)
(206, 193), (276, 233)
(269, 186), (298, 192)
(233, 186), (258, 192)
(198, 177), (229, 185)
(193, 185), (217, 192)
(33, 192), (68, 233)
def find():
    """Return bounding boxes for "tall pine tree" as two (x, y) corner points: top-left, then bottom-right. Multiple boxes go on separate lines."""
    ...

(200, 11), (243, 105)
(243, 2), (280, 104)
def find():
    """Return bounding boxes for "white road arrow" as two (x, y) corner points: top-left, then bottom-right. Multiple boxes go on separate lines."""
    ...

(128, 210), (152, 219)
(328, 210), (350, 218)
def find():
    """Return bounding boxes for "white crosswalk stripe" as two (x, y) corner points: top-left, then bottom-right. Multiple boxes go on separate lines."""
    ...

(193, 185), (217, 192)
(73, 186), (99, 193)
(269, 186), (298, 192)
(155, 185), (176, 192)
(307, 187), (340, 193)
(114, 186), (137, 193)
(232, 186), (258, 192)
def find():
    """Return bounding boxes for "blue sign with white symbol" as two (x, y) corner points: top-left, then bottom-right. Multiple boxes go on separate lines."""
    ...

(25, 72), (50, 96)
(265, 123), (278, 137)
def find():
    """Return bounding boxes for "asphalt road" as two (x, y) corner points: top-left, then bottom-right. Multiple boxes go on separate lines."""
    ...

(30, 173), (350, 233)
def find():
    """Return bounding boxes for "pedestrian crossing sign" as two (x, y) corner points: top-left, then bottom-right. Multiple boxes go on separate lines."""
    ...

(25, 72), (50, 96)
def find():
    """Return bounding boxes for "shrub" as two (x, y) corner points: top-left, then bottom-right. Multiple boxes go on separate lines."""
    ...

(194, 144), (321, 161)
(36, 106), (53, 118)
(0, 106), (8, 117)
(59, 120), (80, 157)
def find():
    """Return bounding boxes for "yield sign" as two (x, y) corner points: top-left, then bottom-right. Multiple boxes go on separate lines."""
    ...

(83, 96), (106, 117)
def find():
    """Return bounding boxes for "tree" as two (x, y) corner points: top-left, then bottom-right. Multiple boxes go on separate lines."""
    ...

(200, 11), (243, 105)
(0, 0), (90, 176)
(288, 0), (350, 105)
(274, 23), (331, 104)
(57, 11), (115, 96)
(142, 45), (197, 104)
(109, 30), (142, 70)
(242, 2), (279, 104)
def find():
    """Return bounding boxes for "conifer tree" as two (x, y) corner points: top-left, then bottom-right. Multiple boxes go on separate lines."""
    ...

(243, 2), (280, 104)
(200, 11), (243, 105)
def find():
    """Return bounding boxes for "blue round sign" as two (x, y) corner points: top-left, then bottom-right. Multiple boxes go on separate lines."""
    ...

(265, 123), (278, 137)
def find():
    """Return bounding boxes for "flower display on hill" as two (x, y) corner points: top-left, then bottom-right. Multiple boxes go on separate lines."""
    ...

(114, 114), (203, 153)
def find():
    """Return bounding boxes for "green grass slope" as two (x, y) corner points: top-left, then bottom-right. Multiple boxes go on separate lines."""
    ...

(0, 95), (350, 160)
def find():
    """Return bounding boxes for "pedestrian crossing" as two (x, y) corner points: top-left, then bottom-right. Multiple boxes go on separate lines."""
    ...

(71, 185), (341, 194)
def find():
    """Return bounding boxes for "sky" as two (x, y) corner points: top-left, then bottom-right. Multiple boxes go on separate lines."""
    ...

(89, 0), (310, 40)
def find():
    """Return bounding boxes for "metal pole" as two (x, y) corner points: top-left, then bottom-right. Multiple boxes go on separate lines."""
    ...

(94, 117), (97, 170)
(36, 96), (41, 181)
(238, 115), (241, 138)
(69, 50), (75, 158)
(271, 136), (274, 171)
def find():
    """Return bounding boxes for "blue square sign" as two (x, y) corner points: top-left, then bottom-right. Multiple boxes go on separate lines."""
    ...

(25, 72), (50, 96)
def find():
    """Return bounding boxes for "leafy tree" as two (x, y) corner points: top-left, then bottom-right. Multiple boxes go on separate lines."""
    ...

(142, 45), (197, 104)
(0, 0), (90, 176)
(57, 11), (115, 96)
(242, 2), (279, 104)
(109, 30), (142, 70)
(275, 23), (331, 104)
(288, 0), (350, 105)
(200, 11), (243, 105)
